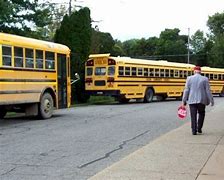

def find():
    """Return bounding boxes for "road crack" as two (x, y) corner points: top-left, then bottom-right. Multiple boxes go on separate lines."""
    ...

(78, 129), (150, 169)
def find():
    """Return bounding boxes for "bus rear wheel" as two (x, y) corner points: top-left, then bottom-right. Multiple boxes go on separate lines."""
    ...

(39, 93), (53, 119)
(219, 91), (224, 97)
(144, 88), (154, 103)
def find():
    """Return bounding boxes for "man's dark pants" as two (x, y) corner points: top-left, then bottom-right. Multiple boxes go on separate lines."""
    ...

(189, 103), (206, 133)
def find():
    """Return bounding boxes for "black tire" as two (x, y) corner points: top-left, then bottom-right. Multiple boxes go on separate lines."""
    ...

(144, 88), (154, 103)
(39, 93), (54, 119)
(0, 108), (7, 119)
(219, 91), (224, 97)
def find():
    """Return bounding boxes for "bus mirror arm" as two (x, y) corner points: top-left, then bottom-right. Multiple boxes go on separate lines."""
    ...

(71, 73), (80, 85)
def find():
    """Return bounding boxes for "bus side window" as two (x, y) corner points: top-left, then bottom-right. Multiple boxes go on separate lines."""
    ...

(165, 69), (169, 77)
(210, 74), (213, 80)
(137, 67), (143, 76)
(14, 47), (23, 67)
(118, 66), (124, 75)
(131, 67), (136, 76)
(187, 71), (192, 76)
(160, 69), (165, 77)
(205, 73), (209, 79)
(45, 51), (55, 70)
(144, 68), (148, 76)
(36, 50), (43, 69)
(170, 70), (174, 77)
(2, 45), (12, 66)
(155, 69), (159, 77)
(183, 71), (188, 78)
(218, 74), (222, 80)
(149, 68), (154, 77)
(25, 48), (34, 68)
(125, 67), (130, 76)
(214, 74), (218, 80)
(174, 70), (179, 78)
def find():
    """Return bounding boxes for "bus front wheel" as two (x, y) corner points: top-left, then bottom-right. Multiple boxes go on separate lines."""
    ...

(39, 93), (54, 119)
(144, 88), (154, 103)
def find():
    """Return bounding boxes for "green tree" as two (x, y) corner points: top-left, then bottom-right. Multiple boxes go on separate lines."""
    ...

(0, 0), (52, 39)
(207, 12), (224, 36)
(156, 28), (188, 62)
(112, 40), (126, 56)
(190, 30), (208, 66)
(90, 29), (115, 54)
(55, 7), (92, 103)
(207, 12), (224, 67)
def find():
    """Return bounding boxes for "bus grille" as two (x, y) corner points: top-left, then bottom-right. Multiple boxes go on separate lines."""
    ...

(94, 80), (106, 86)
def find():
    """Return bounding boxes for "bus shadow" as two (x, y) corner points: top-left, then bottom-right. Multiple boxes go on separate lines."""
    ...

(0, 113), (64, 126)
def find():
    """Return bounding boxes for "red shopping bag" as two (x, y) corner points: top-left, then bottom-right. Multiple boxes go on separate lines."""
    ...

(177, 105), (187, 119)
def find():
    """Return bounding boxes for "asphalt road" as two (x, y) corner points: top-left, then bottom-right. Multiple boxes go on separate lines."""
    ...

(0, 97), (222, 180)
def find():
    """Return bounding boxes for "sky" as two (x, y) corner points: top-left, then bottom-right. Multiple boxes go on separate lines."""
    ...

(75, 0), (224, 41)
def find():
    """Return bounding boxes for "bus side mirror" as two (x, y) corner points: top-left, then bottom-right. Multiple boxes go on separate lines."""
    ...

(71, 73), (80, 85)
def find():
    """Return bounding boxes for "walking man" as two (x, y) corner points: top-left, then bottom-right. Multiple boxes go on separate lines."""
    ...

(182, 66), (214, 135)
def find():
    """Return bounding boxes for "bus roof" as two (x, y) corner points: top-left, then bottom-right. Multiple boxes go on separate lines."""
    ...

(0, 32), (70, 54)
(112, 56), (195, 69)
(201, 66), (224, 73)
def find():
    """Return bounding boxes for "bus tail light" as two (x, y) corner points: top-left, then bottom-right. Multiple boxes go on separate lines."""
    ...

(107, 77), (114, 82)
(85, 78), (93, 83)
(86, 59), (94, 66)
(108, 59), (116, 65)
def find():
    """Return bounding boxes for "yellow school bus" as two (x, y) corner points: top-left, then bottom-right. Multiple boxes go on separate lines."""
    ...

(85, 54), (224, 103)
(0, 32), (71, 119)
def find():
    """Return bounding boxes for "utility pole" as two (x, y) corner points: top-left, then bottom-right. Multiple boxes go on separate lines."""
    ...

(187, 28), (190, 64)
(69, 0), (72, 15)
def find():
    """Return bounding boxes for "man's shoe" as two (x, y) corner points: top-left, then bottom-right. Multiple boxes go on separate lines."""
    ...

(192, 132), (197, 135)
(198, 129), (202, 133)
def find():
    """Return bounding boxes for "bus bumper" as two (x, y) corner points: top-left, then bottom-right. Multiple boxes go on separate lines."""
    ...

(86, 90), (120, 96)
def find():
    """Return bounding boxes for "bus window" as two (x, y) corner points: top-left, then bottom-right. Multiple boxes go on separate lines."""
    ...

(14, 47), (23, 67)
(174, 70), (179, 78)
(137, 67), (143, 76)
(179, 70), (183, 78)
(131, 67), (136, 76)
(218, 74), (222, 80)
(2, 45), (12, 66)
(160, 69), (165, 77)
(144, 68), (148, 76)
(210, 74), (213, 80)
(95, 67), (106, 75)
(155, 69), (160, 77)
(118, 66), (124, 75)
(149, 68), (154, 77)
(125, 67), (130, 76)
(45, 51), (55, 69)
(214, 74), (218, 80)
(165, 69), (169, 77)
(184, 71), (187, 77)
(188, 71), (192, 76)
(170, 70), (174, 77)
(205, 73), (209, 79)
(36, 50), (43, 69)
(25, 48), (34, 68)
(86, 67), (93, 76)
(108, 66), (115, 76)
